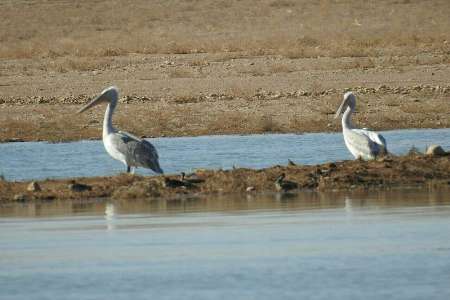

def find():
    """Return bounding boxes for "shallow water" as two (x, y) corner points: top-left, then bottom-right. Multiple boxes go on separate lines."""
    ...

(1, 189), (450, 300)
(1, 128), (450, 181)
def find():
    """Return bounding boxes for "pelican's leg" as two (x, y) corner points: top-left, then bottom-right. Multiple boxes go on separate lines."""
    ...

(127, 166), (131, 173)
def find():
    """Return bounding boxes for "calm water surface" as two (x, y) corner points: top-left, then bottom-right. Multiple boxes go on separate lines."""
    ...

(1, 189), (450, 300)
(1, 128), (450, 181)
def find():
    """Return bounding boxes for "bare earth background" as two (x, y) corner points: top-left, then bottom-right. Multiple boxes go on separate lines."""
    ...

(1, 0), (450, 142)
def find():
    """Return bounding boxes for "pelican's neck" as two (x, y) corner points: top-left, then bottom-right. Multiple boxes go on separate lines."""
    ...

(341, 106), (354, 130)
(103, 102), (116, 138)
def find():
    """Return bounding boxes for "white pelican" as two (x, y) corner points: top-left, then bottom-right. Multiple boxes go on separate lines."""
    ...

(335, 92), (387, 160)
(78, 86), (163, 174)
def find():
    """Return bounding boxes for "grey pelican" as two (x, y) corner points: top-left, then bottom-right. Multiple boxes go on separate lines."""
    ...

(335, 92), (387, 160)
(78, 86), (163, 174)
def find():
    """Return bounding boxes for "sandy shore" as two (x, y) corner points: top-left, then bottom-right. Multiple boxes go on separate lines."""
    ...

(2, 153), (450, 203)
(1, 55), (450, 142)
(1, 0), (450, 142)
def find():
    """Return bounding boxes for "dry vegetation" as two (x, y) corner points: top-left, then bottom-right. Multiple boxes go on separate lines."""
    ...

(1, 0), (450, 142)
(0, 0), (449, 61)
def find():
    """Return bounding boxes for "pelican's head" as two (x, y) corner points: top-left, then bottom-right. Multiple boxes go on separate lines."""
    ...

(334, 91), (356, 119)
(78, 86), (119, 113)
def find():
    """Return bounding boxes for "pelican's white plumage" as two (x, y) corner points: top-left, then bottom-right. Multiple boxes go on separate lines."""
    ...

(335, 92), (387, 160)
(78, 86), (163, 174)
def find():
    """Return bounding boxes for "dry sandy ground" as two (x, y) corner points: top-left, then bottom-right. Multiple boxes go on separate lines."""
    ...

(2, 153), (450, 202)
(1, 0), (450, 142)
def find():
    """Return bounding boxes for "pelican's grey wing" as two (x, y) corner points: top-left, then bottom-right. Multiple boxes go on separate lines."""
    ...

(113, 131), (163, 174)
(133, 139), (163, 173)
(367, 131), (387, 149)
(352, 129), (387, 157)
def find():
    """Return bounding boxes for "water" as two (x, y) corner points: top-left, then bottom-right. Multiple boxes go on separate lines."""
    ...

(1, 189), (450, 300)
(1, 128), (450, 181)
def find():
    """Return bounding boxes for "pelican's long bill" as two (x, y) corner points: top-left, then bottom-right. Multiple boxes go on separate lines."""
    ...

(334, 97), (348, 119)
(78, 94), (107, 114)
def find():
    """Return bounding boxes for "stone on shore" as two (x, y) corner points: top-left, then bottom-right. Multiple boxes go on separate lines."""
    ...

(426, 145), (446, 156)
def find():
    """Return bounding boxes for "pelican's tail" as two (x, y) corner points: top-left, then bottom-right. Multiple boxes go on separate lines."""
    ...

(151, 160), (164, 174)
(379, 143), (388, 156)
(375, 145), (389, 159)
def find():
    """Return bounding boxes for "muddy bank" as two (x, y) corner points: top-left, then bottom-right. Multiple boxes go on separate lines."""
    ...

(1, 153), (450, 203)
(1, 83), (450, 143)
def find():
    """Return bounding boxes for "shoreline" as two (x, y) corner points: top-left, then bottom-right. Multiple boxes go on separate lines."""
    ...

(1, 126), (449, 144)
(1, 153), (450, 203)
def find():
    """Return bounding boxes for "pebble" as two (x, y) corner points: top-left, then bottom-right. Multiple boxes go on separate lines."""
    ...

(426, 145), (447, 156)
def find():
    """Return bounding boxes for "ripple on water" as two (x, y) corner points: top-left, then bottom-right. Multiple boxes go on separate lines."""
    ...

(1, 190), (450, 300)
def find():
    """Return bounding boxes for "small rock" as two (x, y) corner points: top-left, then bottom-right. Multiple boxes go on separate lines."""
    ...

(246, 186), (256, 192)
(426, 145), (446, 156)
(27, 181), (41, 192)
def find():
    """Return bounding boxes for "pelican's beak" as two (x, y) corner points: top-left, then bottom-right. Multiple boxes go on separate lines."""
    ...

(334, 98), (347, 119)
(78, 94), (107, 113)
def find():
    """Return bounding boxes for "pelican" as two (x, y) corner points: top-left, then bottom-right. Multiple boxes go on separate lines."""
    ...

(78, 86), (163, 174)
(335, 92), (387, 160)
